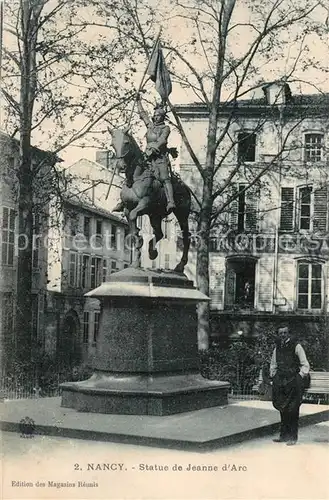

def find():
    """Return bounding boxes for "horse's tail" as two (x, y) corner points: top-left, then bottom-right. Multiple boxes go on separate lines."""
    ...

(171, 170), (181, 181)
(171, 172), (192, 210)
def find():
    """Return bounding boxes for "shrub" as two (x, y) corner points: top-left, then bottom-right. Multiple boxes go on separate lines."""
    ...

(2, 348), (92, 397)
(199, 341), (259, 393)
(200, 319), (328, 394)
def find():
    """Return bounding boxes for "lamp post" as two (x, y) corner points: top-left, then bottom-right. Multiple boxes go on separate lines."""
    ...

(0, 0), (4, 129)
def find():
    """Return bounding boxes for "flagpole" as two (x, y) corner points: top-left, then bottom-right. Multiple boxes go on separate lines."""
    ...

(106, 29), (162, 201)
(105, 159), (117, 200)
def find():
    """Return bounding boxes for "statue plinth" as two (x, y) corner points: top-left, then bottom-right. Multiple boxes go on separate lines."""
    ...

(61, 268), (230, 415)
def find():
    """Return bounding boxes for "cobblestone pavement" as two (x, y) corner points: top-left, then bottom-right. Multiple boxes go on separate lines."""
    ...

(2, 421), (328, 500)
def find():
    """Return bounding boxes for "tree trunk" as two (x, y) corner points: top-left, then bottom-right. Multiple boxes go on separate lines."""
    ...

(16, 134), (33, 361)
(196, 177), (213, 350)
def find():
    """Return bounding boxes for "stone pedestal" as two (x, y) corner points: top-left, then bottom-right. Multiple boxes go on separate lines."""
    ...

(61, 268), (229, 415)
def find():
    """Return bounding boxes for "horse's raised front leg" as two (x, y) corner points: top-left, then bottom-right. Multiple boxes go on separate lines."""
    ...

(130, 220), (144, 269)
(129, 196), (151, 222)
(174, 210), (190, 274)
(148, 214), (163, 261)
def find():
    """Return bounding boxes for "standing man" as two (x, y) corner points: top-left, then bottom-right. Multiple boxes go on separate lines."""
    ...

(136, 94), (176, 214)
(270, 324), (310, 445)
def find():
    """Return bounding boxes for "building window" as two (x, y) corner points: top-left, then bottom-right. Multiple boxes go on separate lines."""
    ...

(83, 216), (91, 239)
(81, 255), (90, 288)
(93, 311), (100, 343)
(102, 259), (108, 282)
(111, 224), (118, 250)
(90, 257), (96, 288)
(237, 184), (246, 232)
(69, 251), (78, 287)
(31, 294), (39, 339)
(237, 132), (256, 163)
(91, 180), (96, 204)
(83, 312), (89, 344)
(70, 213), (79, 236)
(2, 293), (14, 340)
(164, 254), (170, 269)
(230, 184), (258, 232)
(280, 187), (295, 232)
(225, 258), (256, 309)
(110, 260), (117, 274)
(90, 256), (102, 288)
(298, 186), (313, 230)
(2, 207), (15, 266)
(304, 133), (324, 162)
(96, 257), (102, 287)
(297, 262), (322, 310)
(163, 219), (170, 239)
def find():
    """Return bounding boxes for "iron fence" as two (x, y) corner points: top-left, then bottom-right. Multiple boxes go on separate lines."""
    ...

(0, 364), (92, 401)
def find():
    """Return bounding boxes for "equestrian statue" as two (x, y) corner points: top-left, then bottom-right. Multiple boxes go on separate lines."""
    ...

(110, 94), (191, 273)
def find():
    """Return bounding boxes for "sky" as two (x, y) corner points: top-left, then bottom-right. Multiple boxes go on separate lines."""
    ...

(61, 0), (329, 167)
(1, 0), (328, 168)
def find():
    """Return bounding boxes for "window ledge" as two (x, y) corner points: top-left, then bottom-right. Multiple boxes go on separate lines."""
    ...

(303, 161), (326, 166)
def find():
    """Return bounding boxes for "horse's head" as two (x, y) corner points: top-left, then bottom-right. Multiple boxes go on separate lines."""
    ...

(110, 128), (143, 186)
(110, 128), (132, 162)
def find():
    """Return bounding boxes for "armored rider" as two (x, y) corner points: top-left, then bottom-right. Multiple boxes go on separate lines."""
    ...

(136, 94), (176, 213)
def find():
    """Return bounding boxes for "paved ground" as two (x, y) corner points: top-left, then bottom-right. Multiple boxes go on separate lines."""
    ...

(2, 422), (329, 500)
(1, 397), (328, 450)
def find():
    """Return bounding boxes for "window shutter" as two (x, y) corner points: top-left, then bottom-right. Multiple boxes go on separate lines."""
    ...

(245, 186), (259, 232)
(313, 186), (328, 232)
(228, 184), (238, 230)
(327, 264), (329, 315)
(257, 256), (274, 312)
(209, 256), (225, 310)
(280, 187), (294, 231)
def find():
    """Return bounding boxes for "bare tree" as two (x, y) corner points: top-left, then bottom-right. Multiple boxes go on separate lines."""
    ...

(3, 0), (327, 358)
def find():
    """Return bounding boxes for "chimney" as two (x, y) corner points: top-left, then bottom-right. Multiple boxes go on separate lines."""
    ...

(96, 150), (114, 169)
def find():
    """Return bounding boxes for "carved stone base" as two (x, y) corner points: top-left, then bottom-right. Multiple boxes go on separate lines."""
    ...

(60, 268), (230, 416)
(61, 372), (229, 416)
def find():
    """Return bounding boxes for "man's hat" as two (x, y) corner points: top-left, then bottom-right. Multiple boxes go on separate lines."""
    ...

(154, 102), (167, 116)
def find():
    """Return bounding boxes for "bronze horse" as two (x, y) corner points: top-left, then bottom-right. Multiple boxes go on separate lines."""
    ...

(110, 128), (191, 273)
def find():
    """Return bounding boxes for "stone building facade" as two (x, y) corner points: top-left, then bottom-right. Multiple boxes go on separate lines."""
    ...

(175, 83), (329, 342)
(1, 138), (177, 371)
